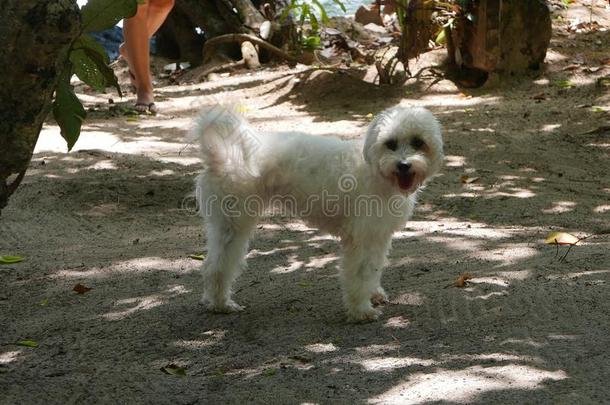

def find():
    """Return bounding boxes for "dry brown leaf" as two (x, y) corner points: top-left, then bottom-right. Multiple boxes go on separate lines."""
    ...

(453, 273), (474, 288)
(460, 175), (480, 184)
(544, 232), (579, 246)
(73, 283), (92, 294)
(532, 93), (547, 101)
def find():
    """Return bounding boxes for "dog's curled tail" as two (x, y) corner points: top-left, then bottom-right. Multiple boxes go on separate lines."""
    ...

(193, 103), (260, 179)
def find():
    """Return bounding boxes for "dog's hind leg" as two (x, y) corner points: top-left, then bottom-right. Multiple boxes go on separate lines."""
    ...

(201, 214), (257, 313)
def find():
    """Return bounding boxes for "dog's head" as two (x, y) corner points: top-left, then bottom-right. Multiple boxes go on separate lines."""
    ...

(363, 106), (444, 194)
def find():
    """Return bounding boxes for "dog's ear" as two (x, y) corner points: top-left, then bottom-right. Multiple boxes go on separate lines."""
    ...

(363, 108), (394, 163)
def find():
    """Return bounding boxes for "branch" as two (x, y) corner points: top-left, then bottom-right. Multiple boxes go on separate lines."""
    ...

(203, 33), (304, 65)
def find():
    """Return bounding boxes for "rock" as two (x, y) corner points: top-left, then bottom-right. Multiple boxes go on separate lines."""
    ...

(260, 20), (272, 40)
(355, 4), (383, 26)
(363, 22), (387, 35)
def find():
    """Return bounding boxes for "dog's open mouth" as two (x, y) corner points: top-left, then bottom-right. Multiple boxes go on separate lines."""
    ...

(396, 172), (416, 191)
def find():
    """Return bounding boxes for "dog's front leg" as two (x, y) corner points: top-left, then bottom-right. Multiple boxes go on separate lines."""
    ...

(340, 244), (388, 322)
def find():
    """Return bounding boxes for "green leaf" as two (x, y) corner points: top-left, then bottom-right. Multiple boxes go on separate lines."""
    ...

(53, 68), (87, 151)
(332, 0), (347, 13)
(71, 34), (122, 96)
(555, 79), (574, 89)
(189, 254), (206, 260)
(81, 0), (138, 33)
(40, 298), (49, 306)
(309, 11), (319, 32)
(300, 3), (309, 27)
(312, 0), (329, 25)
(301, 35), (321, 50)
(435, 28), (446, 45)
(16, 339), (38, 348)
(160, 364), (186, 376)
(0, 255), (23, 264)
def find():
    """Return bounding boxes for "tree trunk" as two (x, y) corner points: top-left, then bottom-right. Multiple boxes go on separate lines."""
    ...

(156, 0), (295, 66)
(449, 0), (552, 81)
(0, 0), (81, 213)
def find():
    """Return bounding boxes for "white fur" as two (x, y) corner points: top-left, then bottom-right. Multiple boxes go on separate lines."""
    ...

(195, 104), (443, 322)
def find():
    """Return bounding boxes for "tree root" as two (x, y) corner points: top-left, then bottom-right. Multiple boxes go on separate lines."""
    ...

(202, 33), (303, 65)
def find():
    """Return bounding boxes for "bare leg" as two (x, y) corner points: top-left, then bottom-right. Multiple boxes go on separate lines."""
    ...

(121, 0), (174, 106)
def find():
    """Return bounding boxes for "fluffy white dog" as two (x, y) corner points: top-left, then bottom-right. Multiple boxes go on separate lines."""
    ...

(195, 104), (443, 322)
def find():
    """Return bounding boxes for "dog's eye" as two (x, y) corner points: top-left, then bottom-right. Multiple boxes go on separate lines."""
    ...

(385, 139), (398, 151)
(410, 137), (425, 149)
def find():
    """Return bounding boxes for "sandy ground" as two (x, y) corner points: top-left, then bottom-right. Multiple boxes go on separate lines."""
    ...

(1, 3), (610, 404)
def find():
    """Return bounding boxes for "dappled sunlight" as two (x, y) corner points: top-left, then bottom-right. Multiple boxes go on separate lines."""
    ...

(545, 269), (610, 281)
(467, 290), (508, 300)
(102, 295), (165, 321)
(391, 292), (425, 306)
(384, 316), (411, 329)
(270, 254), (304, 274)
(52, 257), (198, 279)
(541, 123), (562, 132)
(101, 284), (190, 321)
(248, 245), (299, 258)
(305, 343), (339, 353)
(174, 330), (226, 349)
(36, 125), (189, 158)
(368, 364), (567, 404)
(542, 200), (577, 214)
(445, 155), (467, 168)
(0, 350), (22, 364)
(593, 204), (610, 213)
(359, 356), (436, 372)
(500, 338), (545, 348)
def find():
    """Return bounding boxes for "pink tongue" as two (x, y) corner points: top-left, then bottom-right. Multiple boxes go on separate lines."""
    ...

(398, 173), (415, 190)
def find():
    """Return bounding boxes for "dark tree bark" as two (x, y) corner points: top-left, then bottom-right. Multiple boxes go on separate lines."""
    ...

(449, 0), (552, 80)
(156, 0), (295, 66)
(0, 0), (81, 213)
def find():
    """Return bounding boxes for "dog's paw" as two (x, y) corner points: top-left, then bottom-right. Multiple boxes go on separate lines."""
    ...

(201, 297), (245, 313)
(347, 306), (382, 323)
(370, 289), (388, 306)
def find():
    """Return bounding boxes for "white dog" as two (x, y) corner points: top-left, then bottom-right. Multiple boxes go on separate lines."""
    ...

(194, 104), (443, 321)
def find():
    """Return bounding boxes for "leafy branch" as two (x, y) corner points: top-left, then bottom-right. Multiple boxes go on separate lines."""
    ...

(280, 0), (346, 51)
(52, 0), (141, 151)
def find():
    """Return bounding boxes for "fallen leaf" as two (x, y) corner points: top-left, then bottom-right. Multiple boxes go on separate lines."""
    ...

(40, 298), (49, 306)
(16, 339), (38, 348)
(544, 232), (579, 245)
(298, 281), (313, 288)
(532, 93), (547, 101)
(189, 254), (205, 260)
(555, 79), (574, 89)
(263, 368), (277, 377)
(160, 364), (186, 376)
(592, 106), (605, 113)
(453, 273), (473, 288)
(460, 175), (480, 184)
(73, 283), (92, 294)
(458, 93), (472, 99)
(0, 255), (23, 264)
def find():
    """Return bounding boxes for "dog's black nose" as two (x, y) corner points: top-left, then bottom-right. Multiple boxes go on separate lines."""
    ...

(397, 162), (412, 173)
